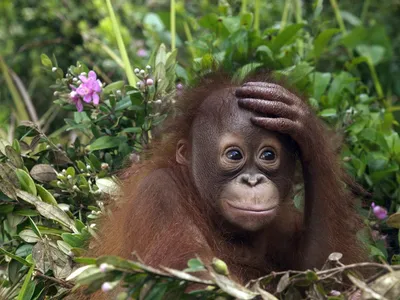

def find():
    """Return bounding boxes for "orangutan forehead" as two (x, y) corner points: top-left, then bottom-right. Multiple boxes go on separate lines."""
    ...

(197, 87), (242, 121)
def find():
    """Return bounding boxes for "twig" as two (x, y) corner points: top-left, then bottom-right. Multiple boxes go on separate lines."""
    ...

(34, 271), (74, 289)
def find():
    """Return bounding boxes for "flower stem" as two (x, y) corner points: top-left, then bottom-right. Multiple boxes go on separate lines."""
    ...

(294, 0), (303, 57)
(105, 0), (137, 86)
(254, 0), (260, 31)
(183, 21), (195, 59)
(170, 0), (176, 51)
(366, 57), (384, 99)
(241, 0), (248, 14)
(361, 0), (370, 23)
(280, 0), (291, 32)
(329, 0), (346, 33)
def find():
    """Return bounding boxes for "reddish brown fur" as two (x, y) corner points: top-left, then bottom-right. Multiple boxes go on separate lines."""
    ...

(83, 73), (366, 298)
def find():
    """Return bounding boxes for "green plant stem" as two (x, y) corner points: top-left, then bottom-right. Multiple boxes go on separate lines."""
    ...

(361, 0), (370, 23)
(254, 0), (260, 31)
(183, 21), (195, 59)
(280, 0), (291, 32)
(294, 0), (303, 57)
(241, 0), (248, 14)
(0, 56), (29, 121)
(105, 0), (137, 86)
(366, 57), (384, 99)
(170, 0), (176, 51)
(329, 0), (346, 33)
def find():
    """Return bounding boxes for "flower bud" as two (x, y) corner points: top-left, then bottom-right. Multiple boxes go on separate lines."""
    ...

(101, 282), (113, 293)
(212, 258), (229, 275)
(99, 263), (114, 273)
(371, 202), (388, 220)
(154, 99), (162, 104)
(146, 78), (154, 86)
(101, 163), (109, 170)
(73, 77), (78, 82)
(134, 68), (140, 74)
(53, 91), (59, 97)
(116, 90), (121, 94)
(140, 69), (145, 76)
(67, 175), (72, 180)
(176, 83), (183, 90)
(146, 65), (151, 70)
(52, 67), (57, 72)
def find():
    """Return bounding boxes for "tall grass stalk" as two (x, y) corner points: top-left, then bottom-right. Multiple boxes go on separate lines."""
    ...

(0, 56), (29, 121)
(241, 0), (248, 14)
(254, 0), (260, 31)
(280, 0), (291, 32)
(105, 0), (137, 86)
(183, 21), (195, 59)
(170, 0), (176, 51)
(294, 0), (304, 57)
(329, 0), (346, 33)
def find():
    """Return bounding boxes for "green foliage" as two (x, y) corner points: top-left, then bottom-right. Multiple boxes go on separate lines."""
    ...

(0, 0), (400, 299)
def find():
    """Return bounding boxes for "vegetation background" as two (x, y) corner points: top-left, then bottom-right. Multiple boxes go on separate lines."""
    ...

(1, 0), (400, 299)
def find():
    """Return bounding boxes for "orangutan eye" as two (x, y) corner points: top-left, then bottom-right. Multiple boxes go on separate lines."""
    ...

(260, 150), (276, 161)
(226, 149), (243, 160)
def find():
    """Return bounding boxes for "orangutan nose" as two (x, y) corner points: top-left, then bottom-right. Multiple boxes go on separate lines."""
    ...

(239, 174), (266, 187)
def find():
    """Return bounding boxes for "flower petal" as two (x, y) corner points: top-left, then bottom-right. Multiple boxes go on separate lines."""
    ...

(83, 94), (92, 103)
(77, 86), (87, 96)
(92, 93), (100, 105)
(76, 100), (83, 112)
(88, 70), (97, 79)
(79, 75), (88, 83)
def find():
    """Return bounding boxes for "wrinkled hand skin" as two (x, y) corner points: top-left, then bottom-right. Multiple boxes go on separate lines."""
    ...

(235, 82), (325, 165)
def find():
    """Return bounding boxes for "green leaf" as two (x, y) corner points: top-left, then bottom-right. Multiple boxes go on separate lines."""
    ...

(17, 263), (35, 300)
(269, 24), (303, 53)
(89, 136), (123, 151)
(312, 72), (331, 100)
(387, 213), (400, 229)
(16, 190), (78, 233)
(143, 283), (168, 300)
(240, 12), (253, 29)
(356, 45), (386, 65)
(122, 127), (142, 133)
(40, 54), (53, 68)
(28, 216), (42, 239)
(15, 169), (37, 195)
(61, 233), (86, 248)
(313, 28), (340, 58)
(0, 247), (32, 266)
(319, 108), (337, 118)
(36, 185), (58, 205)
(103, 81), (125, 94)
(19, 229), (40, 243)
(5, 145), (24, 168)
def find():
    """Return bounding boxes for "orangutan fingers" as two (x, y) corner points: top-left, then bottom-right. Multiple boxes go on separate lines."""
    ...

(238, 98), (297, 120)
(250, 117), (298, 136)
(236, 86), (295, 105)
(241, 82), (302, 105)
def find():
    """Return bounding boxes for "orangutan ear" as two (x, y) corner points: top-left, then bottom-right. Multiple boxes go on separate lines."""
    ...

(176, 139), (190, 165)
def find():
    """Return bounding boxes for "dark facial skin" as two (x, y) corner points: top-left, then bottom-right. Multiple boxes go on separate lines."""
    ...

(179, 88), (296, 232)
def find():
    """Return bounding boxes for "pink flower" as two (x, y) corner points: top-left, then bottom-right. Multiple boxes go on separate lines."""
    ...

(176, 83), (183, 90)
(76, 71), (102, 105)
(146, 78), (154, 86)
(69, 87), (83, 112)
(371, 202), (388, 220)
(137, 48), (148, 57)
